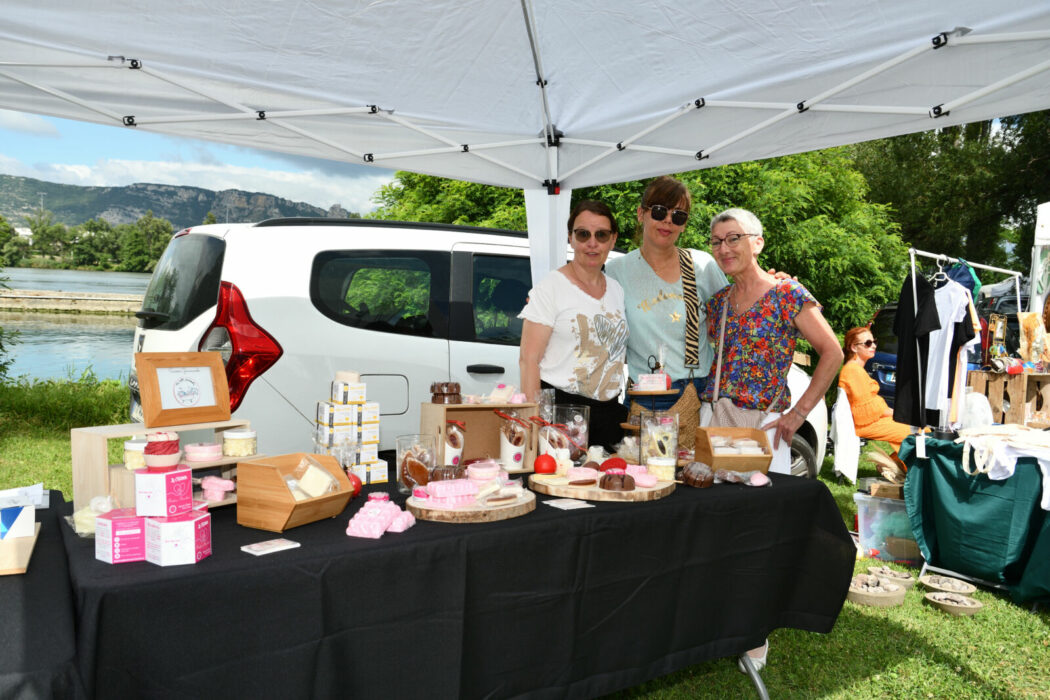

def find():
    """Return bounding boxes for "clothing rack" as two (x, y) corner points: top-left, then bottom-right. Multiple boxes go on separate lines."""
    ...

(906, 249), (1023, 434)
(909, 248), (1023, 310)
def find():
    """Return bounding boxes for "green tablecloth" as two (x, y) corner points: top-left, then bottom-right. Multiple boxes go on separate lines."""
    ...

(901, 436), (1050, 604)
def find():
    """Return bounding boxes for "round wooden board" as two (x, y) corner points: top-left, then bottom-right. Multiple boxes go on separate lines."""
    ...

(407, 490), (536, 523)
(529, 474), (675, 502)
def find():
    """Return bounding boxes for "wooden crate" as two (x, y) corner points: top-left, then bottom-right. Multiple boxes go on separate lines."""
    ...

(694, 427), (772, 473)
(967, 371), (1050, 425)
(236, 453), (352, 532)
(419, 403), (538, 471)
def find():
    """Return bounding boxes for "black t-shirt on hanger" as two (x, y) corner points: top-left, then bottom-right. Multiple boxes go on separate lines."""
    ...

(893, 274), (941, 427)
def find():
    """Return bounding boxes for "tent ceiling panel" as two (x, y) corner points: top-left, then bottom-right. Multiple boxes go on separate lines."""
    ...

(0, 0), (1049, 191)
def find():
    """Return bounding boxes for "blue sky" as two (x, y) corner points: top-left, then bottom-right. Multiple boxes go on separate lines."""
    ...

(0, 109), (394, 214)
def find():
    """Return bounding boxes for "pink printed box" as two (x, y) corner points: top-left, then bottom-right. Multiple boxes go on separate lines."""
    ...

(145, 510), (212, 567)
(134, 467), (193, 517)
(95, 508), (146, 564)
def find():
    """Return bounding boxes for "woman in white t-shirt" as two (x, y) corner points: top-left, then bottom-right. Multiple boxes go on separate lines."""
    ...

(518, 200), (629, 450)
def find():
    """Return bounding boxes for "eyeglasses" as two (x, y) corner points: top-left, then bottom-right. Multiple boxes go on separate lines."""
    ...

(572, 228), (613, 243)
(858, 339), (877, 348)
(645, 204), (689, 226)
(708, 233), (758, 249)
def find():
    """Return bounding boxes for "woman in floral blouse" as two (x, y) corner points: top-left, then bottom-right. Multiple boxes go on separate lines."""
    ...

(701, 208), (842, 475)
(701, 207), (842, 675)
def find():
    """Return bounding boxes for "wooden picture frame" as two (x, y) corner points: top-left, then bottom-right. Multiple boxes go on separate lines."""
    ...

(135, 352), (231, 428)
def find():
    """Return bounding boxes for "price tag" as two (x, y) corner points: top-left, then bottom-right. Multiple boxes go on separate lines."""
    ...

(916, 432), (927, 459)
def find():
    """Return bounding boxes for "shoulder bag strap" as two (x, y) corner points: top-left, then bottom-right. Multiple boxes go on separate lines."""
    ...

(678, 248), (700, 371)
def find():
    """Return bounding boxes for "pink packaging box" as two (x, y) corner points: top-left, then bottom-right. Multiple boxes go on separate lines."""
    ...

(95, 508), (146, 564)
(145, 510), (212, 566)
(134, 467), (193, 517)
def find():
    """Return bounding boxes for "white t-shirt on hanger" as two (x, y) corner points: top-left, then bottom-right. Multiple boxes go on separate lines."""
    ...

(925, 279), (978, 413)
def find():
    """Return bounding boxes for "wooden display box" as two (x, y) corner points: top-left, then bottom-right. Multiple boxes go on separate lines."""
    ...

(967, 371), (1050, 425)
(694, 427), (773, 473)
(419, 403), (538, 471)
(236, 453), (352, 532)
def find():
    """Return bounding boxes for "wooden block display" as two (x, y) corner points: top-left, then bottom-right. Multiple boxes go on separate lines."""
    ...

(967, 371), (1050, 425)
(236, 453), (352, 532)
(694, 427), (773, 473)
(0, 523), (41, 576)
(419, 403), (538, 471)
(71, 419), (259, 512)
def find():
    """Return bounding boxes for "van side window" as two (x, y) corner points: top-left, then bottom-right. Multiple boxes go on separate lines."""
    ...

(310, 250), (449, 338)
(472, 254), (531, 345)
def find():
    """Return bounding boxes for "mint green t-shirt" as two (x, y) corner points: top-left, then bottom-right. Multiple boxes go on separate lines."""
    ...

(605, 248), (728, 383)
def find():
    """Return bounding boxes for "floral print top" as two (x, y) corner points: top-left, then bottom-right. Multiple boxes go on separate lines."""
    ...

(700, 279), (818, 412)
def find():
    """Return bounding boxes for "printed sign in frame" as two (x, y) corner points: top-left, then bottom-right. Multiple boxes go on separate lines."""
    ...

(135, 352), (231, 427)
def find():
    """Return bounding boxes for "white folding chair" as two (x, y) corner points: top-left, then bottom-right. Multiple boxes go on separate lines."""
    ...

(829, 388), (861, 484)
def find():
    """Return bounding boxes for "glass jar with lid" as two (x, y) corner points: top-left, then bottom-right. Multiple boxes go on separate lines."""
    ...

(222, 428), (257, 457)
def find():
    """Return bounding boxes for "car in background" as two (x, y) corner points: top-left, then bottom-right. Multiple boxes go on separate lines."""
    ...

(865, 303), (899, 407)
(129, 217), (827, 477)
(975, 291), (1028, 356)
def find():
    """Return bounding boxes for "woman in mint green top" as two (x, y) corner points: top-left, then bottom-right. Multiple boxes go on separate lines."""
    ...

(605, 176), (727, 410)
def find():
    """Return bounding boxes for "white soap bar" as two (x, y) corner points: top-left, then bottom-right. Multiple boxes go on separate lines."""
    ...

(732, 438), (761, 448)
(713, 446), (741, 455)
(298, 464), (336, 498)
(737, 446), (767, 455)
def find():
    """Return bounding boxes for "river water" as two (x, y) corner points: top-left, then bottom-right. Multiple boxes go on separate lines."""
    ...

(1, 267), (152, 382)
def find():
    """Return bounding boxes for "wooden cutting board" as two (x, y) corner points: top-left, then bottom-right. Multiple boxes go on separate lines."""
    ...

(407, 490), (536, 523)
(529, 475), (675, 502)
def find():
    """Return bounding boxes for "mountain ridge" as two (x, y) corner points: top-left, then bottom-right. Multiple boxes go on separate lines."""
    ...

(0, 174), (352, 231)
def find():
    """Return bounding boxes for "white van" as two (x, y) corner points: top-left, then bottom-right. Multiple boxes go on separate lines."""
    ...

(130, 218), (826, 476)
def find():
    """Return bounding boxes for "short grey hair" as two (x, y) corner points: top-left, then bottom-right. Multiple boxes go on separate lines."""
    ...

(710, 208), (763, 237)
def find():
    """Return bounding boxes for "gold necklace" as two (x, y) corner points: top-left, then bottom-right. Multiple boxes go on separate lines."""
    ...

(568, 263), (605, 298)
(640, 246), (678, 280)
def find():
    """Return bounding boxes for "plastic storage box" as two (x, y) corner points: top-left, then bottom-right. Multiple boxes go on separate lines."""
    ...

(853, 492), (922, 564)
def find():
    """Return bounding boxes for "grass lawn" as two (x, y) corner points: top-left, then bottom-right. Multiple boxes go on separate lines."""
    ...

(1, 376), (1048, 698)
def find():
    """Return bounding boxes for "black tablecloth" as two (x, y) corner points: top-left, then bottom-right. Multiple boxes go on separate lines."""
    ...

(59, 476), (853, 699)
(0, 491), (85, 699)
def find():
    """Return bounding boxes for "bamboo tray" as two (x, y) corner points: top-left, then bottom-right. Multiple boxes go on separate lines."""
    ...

(529, 474), (674, 502)
(407, 490), (535, 523)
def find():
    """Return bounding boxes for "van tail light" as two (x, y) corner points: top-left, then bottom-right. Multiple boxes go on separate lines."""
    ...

(198, 282), (282, 411)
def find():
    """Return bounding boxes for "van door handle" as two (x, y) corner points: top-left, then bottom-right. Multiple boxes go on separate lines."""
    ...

(466, 364), (505, 374)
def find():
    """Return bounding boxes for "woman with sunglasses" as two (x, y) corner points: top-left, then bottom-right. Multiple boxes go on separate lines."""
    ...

(605, 176), (729, 419)
(839, 326), (910, 455)
(518, 200), (629, 450)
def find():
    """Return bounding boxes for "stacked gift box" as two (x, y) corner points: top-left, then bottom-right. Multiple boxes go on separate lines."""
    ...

(315, 371), (387, 485)
(96, 437), (212, 567)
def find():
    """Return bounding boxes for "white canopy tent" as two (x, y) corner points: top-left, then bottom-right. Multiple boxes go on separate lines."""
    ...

(2, 0), (1049, 282)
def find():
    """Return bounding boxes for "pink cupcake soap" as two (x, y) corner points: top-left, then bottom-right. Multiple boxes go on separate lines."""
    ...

(144, 432), (181, 469)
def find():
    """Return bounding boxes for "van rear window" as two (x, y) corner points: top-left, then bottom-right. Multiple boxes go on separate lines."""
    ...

(311, 250), (450, 338)
(137, 235), (225, 331)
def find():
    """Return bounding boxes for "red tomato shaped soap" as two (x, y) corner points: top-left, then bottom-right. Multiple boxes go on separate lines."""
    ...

(533, 454), (557, 474)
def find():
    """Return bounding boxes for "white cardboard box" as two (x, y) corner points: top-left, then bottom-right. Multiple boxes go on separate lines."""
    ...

(135, 467), (193, 517)
(145, 510), (212, 566)
(95, 508), (146, 564)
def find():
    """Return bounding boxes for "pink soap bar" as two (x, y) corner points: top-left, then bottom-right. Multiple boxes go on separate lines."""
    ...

(201, 475), (235, 491)
(184, 442), (223, 461)
(567, 467), (600, 481)
(387, 511), (416, 532)
(346, 519), (385, 538)
(426, 478), (478, 498)
(634, 473), (658, 488)
(466, 461), (501, 481)
(625, 465), (649, 477)
(427, 494), (477, 509)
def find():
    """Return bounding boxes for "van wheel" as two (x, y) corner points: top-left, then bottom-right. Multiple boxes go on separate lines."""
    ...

(790, 434), (818, 479)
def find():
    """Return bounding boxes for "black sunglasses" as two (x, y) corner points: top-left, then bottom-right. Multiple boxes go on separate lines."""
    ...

(858, 339), (877, 348)
(645, 204), (689, 226)
(572, 228), (613, 243)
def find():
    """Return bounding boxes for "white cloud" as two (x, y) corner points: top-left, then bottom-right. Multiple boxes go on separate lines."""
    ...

(0, 110), (60, 136)
(2, 156), (393, 213)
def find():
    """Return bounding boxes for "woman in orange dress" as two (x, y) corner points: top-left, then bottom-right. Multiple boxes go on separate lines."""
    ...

(838, 326), (911, 453)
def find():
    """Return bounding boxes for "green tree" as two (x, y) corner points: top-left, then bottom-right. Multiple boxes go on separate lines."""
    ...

(115, 222), (151, 271)
(998, 111), (1050, 271)
(852, 120), (1011, 267)
(371, 173), (527, 230)
(203, 211), (217, 225)
(25, 209), (71, 260)
(370, 151), (905, 333)
(0, 269), (16, 381)
(69, 218), (120, 268)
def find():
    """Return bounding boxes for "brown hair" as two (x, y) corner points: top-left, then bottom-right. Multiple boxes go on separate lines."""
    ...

(567, 199), (619, 236)
(843, 326), (871, 361)
(641, 175), (691, 212)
